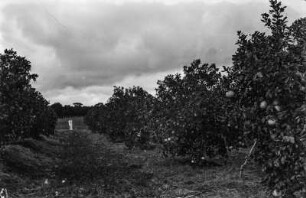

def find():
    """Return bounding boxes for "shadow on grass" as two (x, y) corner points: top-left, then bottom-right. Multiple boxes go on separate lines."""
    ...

(51, 130), (158, 197)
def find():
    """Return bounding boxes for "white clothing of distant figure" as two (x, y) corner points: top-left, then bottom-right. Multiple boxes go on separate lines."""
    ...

(68, 120), (73, 130)
(0, 188), (8, 198)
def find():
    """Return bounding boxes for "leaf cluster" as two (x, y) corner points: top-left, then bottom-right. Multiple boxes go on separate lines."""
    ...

(85, 86), (156, 149)
(0, 49), (57, 144)
(231, 1), (306, 196)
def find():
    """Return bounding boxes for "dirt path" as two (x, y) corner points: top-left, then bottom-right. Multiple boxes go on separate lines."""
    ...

(1, 118), (270, 197)
(58, 129), (269, 198)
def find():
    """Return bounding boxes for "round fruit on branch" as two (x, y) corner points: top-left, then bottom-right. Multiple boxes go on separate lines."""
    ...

(225, 91), (235, 98)
(260, 101), (267, 109)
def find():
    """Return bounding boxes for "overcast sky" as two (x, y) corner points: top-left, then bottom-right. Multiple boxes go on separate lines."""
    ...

(0, 0), (305, 106)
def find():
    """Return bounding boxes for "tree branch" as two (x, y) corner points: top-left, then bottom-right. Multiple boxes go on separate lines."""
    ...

(240, 139), (257, 178)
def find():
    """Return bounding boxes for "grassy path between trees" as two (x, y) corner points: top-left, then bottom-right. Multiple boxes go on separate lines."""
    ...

(0, 117), (271, 197)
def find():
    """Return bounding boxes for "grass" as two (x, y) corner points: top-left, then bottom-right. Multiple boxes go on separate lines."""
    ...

(55, 117), (88, 130)
(1, 117), (272, 197)
(116, 146), (271, 198)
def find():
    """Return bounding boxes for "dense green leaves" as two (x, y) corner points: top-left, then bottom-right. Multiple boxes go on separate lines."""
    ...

(0, 49), (56, 144)
(50, 102), (91, 118)
(85, 86), (155, 149)
(231, 1), (306, 196)
(152, 60), (241, 162)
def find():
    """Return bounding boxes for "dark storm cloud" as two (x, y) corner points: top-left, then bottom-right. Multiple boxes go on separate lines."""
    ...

(0, 0), (304, 104)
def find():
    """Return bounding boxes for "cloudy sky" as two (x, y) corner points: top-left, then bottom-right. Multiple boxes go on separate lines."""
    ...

(0, 0), (305, 105)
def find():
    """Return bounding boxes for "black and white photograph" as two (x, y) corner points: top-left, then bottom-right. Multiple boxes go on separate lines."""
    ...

(0, 0), (305, 197)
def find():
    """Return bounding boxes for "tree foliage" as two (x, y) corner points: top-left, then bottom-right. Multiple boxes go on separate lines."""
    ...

(50, 102), (91, 118)
(85, 86), (155, 148)
(151, 61), (242, 162)
(230, 1), (306, 196)
(0, 49), (56, 144)
(86, 1), (306, 196)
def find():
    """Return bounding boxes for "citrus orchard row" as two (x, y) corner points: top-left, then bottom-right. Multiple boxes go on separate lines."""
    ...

(86, 1), (306, 197)
(0, 49), (57, 145)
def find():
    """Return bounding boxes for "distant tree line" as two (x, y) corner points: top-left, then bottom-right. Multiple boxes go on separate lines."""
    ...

(50, 102), (92, 118)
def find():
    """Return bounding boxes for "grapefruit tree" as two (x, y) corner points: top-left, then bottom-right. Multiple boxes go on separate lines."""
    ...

(153, 60), (242, 163)
(0, 49), (56, 144)
(230, 0), (306, 196)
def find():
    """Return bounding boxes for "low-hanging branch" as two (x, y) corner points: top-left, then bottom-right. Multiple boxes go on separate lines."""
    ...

(239, 139), (258, 178)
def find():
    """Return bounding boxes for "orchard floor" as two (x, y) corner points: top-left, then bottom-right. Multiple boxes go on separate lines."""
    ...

(0, 117), (272, 198)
